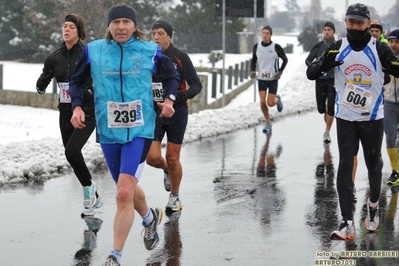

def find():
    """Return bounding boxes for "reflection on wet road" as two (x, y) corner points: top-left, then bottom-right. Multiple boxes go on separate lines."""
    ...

(1, 111), (399, 265)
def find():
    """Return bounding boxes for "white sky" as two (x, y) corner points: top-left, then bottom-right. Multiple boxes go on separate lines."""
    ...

(272, 0), (396, 18)
(0, 35), (316, 184)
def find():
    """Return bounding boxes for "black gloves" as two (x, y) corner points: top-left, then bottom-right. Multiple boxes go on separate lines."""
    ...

(176, 91), (188, 103)
(390, 61), (399, 69)
(36, 86), (46, 94)
(320, 48), (343, 72)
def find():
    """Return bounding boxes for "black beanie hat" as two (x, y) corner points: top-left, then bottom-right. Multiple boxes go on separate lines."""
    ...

(262, 25), (272, 35)
(108, 5), (137, 26)
(388, 29), (399, 40)
(323, 21), (335, 33)
(151, 19), (173, 38)
(370, 20), (383, 33)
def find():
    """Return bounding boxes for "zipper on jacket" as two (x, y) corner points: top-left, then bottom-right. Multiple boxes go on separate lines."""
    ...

(67, 51), (71, 83)
(118, 44), (129, 141)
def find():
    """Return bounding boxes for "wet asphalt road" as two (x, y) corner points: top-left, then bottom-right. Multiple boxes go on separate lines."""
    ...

(1, 111), (399, 266)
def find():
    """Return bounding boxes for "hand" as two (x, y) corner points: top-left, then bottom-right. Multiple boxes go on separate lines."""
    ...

(176, 91), (188, 103)
(157, 99), (175, 118)
(275, 71), (282, 80)
(70, 106), (86, 129)
(250, 71), (256, 79)
(320, 48), (343, 72)
(390, 61), (399, 69)
(36, 86), (46, 94)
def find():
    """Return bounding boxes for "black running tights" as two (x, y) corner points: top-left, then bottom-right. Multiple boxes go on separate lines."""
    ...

(336, 118), (383, 220)
(59, 110), (95, 187)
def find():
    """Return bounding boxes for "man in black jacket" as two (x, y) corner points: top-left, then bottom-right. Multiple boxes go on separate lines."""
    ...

(147, 19), (202, 214)
(307, 3), (399, 240)
(305, 21), (336, 144)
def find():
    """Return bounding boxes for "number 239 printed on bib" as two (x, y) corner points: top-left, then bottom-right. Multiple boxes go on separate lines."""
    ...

(107, 100), (144, 128)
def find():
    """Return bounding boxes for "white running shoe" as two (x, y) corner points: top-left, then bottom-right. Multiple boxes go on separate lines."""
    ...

(82, 181), (103, 216)
(323, 132), (331, 143)
(165, 193), (183, 212)
(142, 207), (164, 250)
(262, 122), (272, 135)
(364, 198), (380, 232)
(101, 255), (120, 266)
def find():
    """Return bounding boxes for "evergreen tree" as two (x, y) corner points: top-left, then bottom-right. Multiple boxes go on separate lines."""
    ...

(0, 0), (245, 61)
(297, 26), (319, 52)
(167, 0), (246, 53)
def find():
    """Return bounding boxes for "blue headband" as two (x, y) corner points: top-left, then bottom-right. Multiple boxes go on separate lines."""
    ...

(107, 6), (137, 26)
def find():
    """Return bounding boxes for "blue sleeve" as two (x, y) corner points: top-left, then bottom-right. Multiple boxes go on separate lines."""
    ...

(69, 45), (91, 109)
(154, 47), (180, 98)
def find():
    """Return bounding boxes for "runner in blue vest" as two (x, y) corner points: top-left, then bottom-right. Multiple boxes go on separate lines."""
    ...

(68, 4), (180, 266)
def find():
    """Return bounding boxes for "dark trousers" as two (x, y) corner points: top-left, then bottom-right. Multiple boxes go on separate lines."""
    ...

(59, 110), (95, 187)
(336, 118), (383, 220)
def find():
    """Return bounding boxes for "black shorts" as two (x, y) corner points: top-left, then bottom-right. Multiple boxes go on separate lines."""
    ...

(315, 79), (335, 116)
(154, 104), (188, 145)
(258, 80), (278, 94)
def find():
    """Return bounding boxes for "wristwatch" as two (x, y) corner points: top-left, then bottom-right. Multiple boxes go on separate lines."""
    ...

(166, 94), (176, 101)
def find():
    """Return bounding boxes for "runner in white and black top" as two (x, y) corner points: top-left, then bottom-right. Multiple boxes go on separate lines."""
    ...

(307, 3), (399, 240)
(250, 25), (288, 135)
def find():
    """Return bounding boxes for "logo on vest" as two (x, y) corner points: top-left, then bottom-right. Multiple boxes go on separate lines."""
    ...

(344, 64), (372, 76)
(353, 72), (362, 83)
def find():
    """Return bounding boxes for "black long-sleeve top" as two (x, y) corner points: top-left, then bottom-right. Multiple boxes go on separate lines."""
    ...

(36, 41), (94, 114)
(155, 43), (202, 105)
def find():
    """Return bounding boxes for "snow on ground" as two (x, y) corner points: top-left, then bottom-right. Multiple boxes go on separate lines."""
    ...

(0, 35), (316, 183)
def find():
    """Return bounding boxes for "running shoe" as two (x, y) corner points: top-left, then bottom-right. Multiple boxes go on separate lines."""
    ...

(323, 132), (331, 143)
(142, 207), (164, 250)
(82, 181), (103, 216)
(276, 94), (283, 112)
(101, 255), (120, 266)
(364, 199), (379, 232)
(262, 122), (272, 134)
(165, 193), (183, 212)
(330, 220), (355, 240)
(386, 170), (399, 186)
(164, 169), (171, 192)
